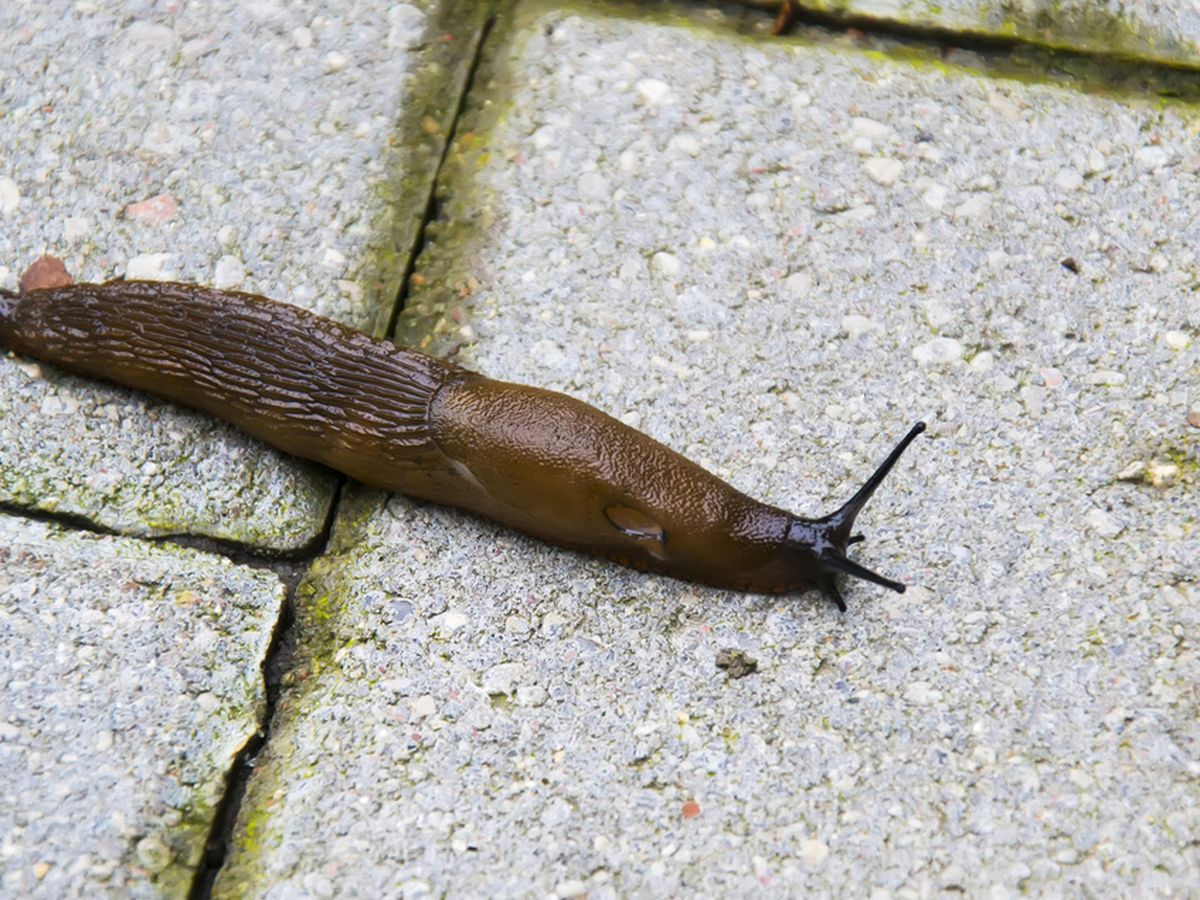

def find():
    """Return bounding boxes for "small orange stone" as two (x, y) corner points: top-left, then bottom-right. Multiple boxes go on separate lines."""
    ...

(681, 801), (701, 820)
(19, 255), (73, 292)
(124, 193), (179, 224)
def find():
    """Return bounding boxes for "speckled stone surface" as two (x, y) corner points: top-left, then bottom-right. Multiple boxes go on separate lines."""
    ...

(216, 4), (1199, 897)
(0, 0), (486, 550)
(745, 0), (1200, 68)
(0, 513), (285, 898)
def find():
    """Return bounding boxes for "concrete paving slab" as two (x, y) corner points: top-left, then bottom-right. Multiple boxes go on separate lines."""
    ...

(216, 3), (1200, 896)
(0, 513), (286, 897)
(0, 0), (487, 550)
(745, 0), (1200, 69)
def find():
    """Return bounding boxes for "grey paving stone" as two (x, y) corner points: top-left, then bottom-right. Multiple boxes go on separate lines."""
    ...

(0, 513), (285, 898)
(745, 0), (1200, 68)
(0, 0), (486, 551)
(216, 3), (1199, 896)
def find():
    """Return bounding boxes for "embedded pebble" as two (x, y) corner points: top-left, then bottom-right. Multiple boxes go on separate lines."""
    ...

(41, 394), (80, 417)
(953, 195), (991, 218)
(410, 695), (437, 719)
(1020, 385), (1045, 416)
(556, 879), (587, 898)
(1145, 461), (1180, 488)
(516, 685), (548, 707)
(842, 314), (875, 338)
(0, 176), (20, 214)
(852, 117), (891, 140)
(482, 662), (527, 696)
(921, 183), (947, 210)
(904, 681), (942, 705)
(1162, 330), (1189, 350)
(1188, 406), (1200, 429)
(864, 157), (903, 186)
(1053, 168), (1084, 191)
(213, 255), (245, 288)
(784, 271), (812, 296)
(799, 839), (829, 866)
(669, 134), (701, 157)
(577, 172), (609, 200)
(921, 298), (955, 329)
(125, 21), (175, 50)
(63, 216), (89, 241)
(124, 252), (175, 280)
(20, 254), (73, 292)
(435, 611), (469, 633)
(651, 251), (681, 277)
(1086, 370), (1126, 387)
(635, 78), (670, 106)
(217, 225), (238, 247)
(124, 194), (179, 223)
(324, 51), (348, 73)
(292, 26), (314, 49)
(1134, 146), (1168, 170)
(912, 337), (964, 366)
(134, 836), (172, 874)
(969, 351), (994, 372)
(1084, 509), (1124, 538)
(1116, 461), (1146, 481)
(140, 120), (178, 154)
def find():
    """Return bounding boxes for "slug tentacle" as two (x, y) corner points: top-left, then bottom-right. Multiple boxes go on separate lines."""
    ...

(819, 421), (927, 549)
(782, 422), (926, 608)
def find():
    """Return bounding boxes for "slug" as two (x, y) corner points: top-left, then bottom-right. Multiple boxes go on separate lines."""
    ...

(0, 280), (924, 610)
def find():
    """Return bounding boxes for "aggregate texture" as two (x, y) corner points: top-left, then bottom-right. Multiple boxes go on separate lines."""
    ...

(0, 0), (487, 551)
(216, 4), (1200, 897)
(0, 513), (286, 898)
(743, 0), (1200, 69)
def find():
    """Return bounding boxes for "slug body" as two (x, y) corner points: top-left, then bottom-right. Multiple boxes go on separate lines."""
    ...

(0, 281), (924, 608)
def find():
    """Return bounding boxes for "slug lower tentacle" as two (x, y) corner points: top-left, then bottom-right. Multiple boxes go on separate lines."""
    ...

(0, 279), (925, 608)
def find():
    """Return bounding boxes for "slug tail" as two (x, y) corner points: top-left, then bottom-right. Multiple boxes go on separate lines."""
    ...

(821, 421), (926, 547)
(0, 289), (17, 346)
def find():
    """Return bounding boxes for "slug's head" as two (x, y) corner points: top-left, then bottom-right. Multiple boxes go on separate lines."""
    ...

(783, 422), (926, 611)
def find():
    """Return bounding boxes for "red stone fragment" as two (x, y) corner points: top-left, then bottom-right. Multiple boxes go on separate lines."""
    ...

(19, 254), (73, 293)
(124, 193), (180, 224)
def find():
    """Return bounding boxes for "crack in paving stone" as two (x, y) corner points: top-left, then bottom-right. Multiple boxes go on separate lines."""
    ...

(184, 575), (300, 900)
(187, 7), (502, 895)
(184, 482), (344, 899)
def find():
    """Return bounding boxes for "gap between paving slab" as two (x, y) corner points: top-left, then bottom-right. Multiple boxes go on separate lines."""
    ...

(186, 9), (500, 895)
(738, 0), (1200, 70)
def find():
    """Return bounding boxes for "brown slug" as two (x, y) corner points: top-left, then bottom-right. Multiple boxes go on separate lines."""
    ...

(0, 280), (924, 610)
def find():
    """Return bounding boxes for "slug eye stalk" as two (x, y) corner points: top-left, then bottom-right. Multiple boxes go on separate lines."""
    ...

(791, 421), (927, 611)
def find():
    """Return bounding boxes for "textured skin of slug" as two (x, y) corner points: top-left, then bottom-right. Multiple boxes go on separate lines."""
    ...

(0, 280), (922, 601)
